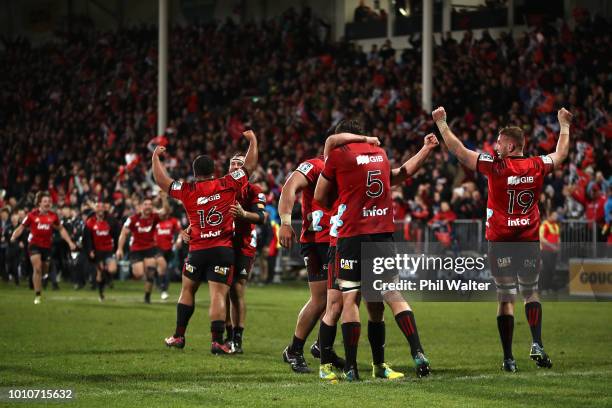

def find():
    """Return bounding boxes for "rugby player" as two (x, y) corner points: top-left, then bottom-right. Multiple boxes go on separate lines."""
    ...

(84, 202), (119, 301)
(154, 206), (182, 300)
(10, 191), (77, 304)
(279, 131), (380, 373)
(116, 195), (170, 304)
(432, 106), (571, 371)
(223, 153), (267, 354)
(314, 119), (438, 381)
(155, 130), (258, 354)
(317, 128), (439, 381)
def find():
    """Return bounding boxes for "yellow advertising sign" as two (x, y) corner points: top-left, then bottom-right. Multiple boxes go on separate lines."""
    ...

(569, 258), (612, 298)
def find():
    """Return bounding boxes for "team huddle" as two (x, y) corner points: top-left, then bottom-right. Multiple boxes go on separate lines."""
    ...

(10, 106), (572, 381)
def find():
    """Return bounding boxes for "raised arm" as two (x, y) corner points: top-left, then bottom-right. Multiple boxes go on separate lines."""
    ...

(278, 171), (309, 248)
(152, 146), (174, 193)
(548, 108), (572, 169)
(432, 107), (479, 171)
(242, 130), (259, 176)
(324, 133), (380, 160)
(391, 133), (439, 185)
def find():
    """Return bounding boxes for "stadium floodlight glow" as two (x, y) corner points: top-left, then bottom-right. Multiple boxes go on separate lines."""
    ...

(399, 7), (409, 16)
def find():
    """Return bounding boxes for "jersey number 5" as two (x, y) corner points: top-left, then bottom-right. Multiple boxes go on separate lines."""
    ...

(197, 206), (223, 228)
(366, 170), (384, 198)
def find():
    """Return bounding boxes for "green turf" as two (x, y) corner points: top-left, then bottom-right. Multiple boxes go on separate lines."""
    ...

(0, 281), (611, 408)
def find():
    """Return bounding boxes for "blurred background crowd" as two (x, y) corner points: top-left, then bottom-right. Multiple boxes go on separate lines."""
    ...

(0, 6), (611, 286)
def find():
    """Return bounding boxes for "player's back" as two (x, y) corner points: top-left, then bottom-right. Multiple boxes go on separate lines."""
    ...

(170, 170), (248, 251)
(323, 142), (395, 238)
(477, 154), (554, 241)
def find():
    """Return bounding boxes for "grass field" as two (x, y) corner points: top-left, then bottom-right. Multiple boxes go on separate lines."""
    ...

(0, 281), (611, 408)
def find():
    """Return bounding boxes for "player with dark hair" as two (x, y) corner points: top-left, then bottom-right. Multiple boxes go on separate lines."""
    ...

(155, 130), (258, 354)
(219, 152), (268, 353)
(116, 195), (169, 304)
(279, 129), (380, 373)
(84, 202), (119, 301)
(10, 191), (76, 304)
(432, 106), (572, 372)
(314, 119), (439, 381)
(154, 206), (182, 301)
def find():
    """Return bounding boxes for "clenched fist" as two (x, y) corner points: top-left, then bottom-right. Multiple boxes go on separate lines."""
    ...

(558, 108), (572, 127)
(432, 107), (447, 123)
(243, 130), (256, 140)
(424, 133), (439, 149)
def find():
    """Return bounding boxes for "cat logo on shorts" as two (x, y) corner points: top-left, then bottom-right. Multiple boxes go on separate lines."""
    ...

(340, 259), (357, 270)
(523, 259), (537, 268)
(184, 263), (195, 274)
(214, 266), (229, 276)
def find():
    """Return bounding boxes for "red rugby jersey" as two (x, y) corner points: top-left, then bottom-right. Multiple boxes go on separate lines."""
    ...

(124, 213), (160, 251)
(233, 183), (266, 257)
(294, 157), (330, 244)
(322, 143), (395, 238)
(476, 153), (554, 242)
(155, 217), (181, 251)
(169, 169), (249, 251)
(22, 209), (60, 249)
(86, 215), (114, 252)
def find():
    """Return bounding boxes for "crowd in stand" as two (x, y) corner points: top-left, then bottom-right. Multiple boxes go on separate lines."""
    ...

(0, 6), (611, 283)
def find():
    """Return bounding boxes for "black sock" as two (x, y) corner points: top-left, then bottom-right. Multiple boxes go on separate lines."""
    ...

(174, 303), (194, 337)
(98, 280), (105, 296)
(35, 291), (41, 296)
(341, 322), (361, 369)
(211, 320), (225, 343)
(497, 314), (514, 359)
(144, 292), (151, 302)
(233, 327), (244, 344)
(319, 321), (337, 364)
(225, 324), (233, 342)
(394, 310), (423, 358)
(525, 302), (543, 347)
(289, 335), (306, 353)
(368, 321), (385, 365)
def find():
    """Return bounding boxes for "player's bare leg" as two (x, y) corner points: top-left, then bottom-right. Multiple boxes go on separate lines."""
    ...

(229, 279), (247, 353)
(156, 255), (169, 300)
(209, 281), (232, 354)
(383, 292), (429, 377)
(283, 280), (327, 373)
(143, 257), (156, 304)
(165, 273), (200, 349)
(520, 278), (552, 368)
(495, 276), (518, 372)
(30, 254), (43, 304)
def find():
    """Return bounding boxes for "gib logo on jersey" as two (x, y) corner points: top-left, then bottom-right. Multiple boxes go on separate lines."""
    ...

(340, 259), (357, 270)
(96, 230), (109, 236)
(356, 155), (383, 165)
(214, 266), (229, 276)
(507, 176), (534, 185)
(157, 228), (171, 235)
(362, 206), (388, 217)
(137, 225), (152, 233)
(201, 230), (221, 238)
(507, 217), (530, 227)
(197, 194), (220, 205)
(36, 223), (51, 230)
